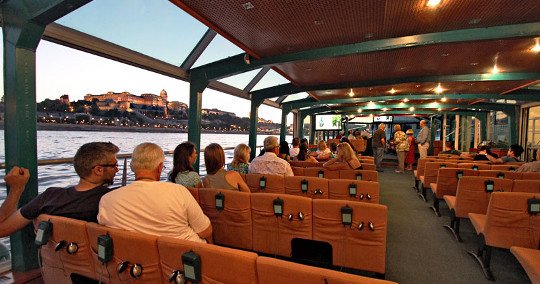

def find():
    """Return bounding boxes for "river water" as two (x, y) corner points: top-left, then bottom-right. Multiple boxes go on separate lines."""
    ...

(0, 130), (292, 194)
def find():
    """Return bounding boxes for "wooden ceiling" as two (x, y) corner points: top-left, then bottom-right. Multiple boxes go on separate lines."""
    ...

(172, 0), (540, 113)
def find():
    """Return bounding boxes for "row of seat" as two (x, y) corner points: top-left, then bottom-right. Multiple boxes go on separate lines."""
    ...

(289, 157), (374, 168)
(36, 214), (395, 284)
(290, 167), (378, 180)
(234, 174), (379, 202)
(185, 189), (388, 275)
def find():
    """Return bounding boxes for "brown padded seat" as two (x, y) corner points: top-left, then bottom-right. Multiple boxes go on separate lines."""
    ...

(468, 213), (486, 235)
(328, 179), (380, 204)
(198, 188), (253, 250)
(478, 170), (522, 180)
(35, 214), (95, 284)
(490, 164), (519, 171)
(251, 193), (312, 257)
(304, 167), (328, 178)
(512, 180), (540, 193)
(290, 161), (321, 168)
(358, 163), (376, 171)
(444, 195), (456, 211)
(511, 246), (540, 284)
(256, 256), (396, 284)
(291, 166), (305, 176)
(415, 158), (437, 180)
(245, 173), (285, 193)
(86, 222), (162, 283)
(451, 176), (513, 218)
(422, 162), (458, 190)
(359, 158), (375, 164)
(521, 172), (540, 180)
(158, 236), (258, 284)
(457, 163), (491, 170)
(431, 168), (478, 199)
(312, 199), (388, 274)
(339, 169), (378, 182)
(284, 176), (329, 199)
(186, 186), (199, 203)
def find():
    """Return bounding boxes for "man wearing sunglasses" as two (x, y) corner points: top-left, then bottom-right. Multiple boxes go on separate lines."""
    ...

(0, 142), (120, 238)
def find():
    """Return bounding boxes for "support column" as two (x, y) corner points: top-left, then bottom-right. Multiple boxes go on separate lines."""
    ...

(442, 113), (447, 149)
(298, 111), (307, 139)
(248, 98), (264, 160)
(292, 112), (299, 138)
(477, 112), (488, 143)
(309, 115), (315, 144)
(279, 108), (290, 143)
(454, 115), (460, 150)
(188, 72), (208, 172)
(429, 116), (437, 155)
(505, 106), (520, 145)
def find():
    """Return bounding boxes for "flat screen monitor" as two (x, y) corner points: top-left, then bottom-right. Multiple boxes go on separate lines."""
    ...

(315, 114), (342, 130)
(374, 116), (393, 122)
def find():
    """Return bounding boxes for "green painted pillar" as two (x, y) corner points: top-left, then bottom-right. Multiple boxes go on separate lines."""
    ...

(279, 107), (290, 143)
(188, 71), (208, 172)
(505, 106), (520, 145)
(309, 115), (315, 144)
(429, 117), (437, 155)
(298, 111), (307, 139)
(477, 112), (488, 142)
(249, 98), (263, 160)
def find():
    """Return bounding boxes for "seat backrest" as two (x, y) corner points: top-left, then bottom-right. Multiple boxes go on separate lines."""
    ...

(197, 188), (253, 250)
(339, 170), (378, 182)
(328, 179), (380, 204)
(512, 180), (540, 193)
(432, 168), (477, 199)
(478, 170), (522, 180)
(454, 176), (513, 218)
(186, 187), (200, 203)
(323, 169), (341, 179)
(312, 199), (388, 274)
(290, 161), (319, 168)
(415, 158), (437, 179)
(356, 163), (375, 171)
(423, 162), (458, 188)
(303, 167), (326, 178)
(359, 158), (375, 164)
(349, 139), (366, 153)
(86, 222), (162, 283)
(245, 173), (284, 193)
(256, 256), (395, 284)
(490, 164), (519, 172)
(251, 193), (312, 257)
(284, 176), (329, 199)
(157, 236), (259, 284)
(291, 166), (305, 176)
(457, 163), (491, 171)
(521, 172), (540, 180)
(483, 192), (540, 249)
(35, 214), (95, 283)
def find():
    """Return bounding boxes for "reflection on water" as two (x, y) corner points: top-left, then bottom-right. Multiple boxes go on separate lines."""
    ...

(0, 130), (292, 194)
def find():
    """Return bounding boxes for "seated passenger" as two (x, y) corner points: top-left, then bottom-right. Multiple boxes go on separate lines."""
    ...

(484, 144), (523, 164)
(249, 136), (294, 176)
(290, 137), (300, 158)
(277, 140), (291, 162)
(203, 143), (250, 192)
(516, 149), (540, 172)
(329, 142), (338, 158)
(98, 143), (212, 243)
(439, 143), (464, 156)
(473, 145), (499, 161)
(227, 143), (251, 174)
(0, 142), (120, 237)
(323, 142), (361, 170)
(294, 145), (319, 163)
(313, 141), (331, 160)
(169, 141), (202, 188)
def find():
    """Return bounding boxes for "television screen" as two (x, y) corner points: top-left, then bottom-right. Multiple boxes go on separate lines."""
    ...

(374, 116), (393, 122)
(315, 114), (342, 130)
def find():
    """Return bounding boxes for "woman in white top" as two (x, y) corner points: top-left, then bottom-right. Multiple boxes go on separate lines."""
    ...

(313, 140), (331, 160)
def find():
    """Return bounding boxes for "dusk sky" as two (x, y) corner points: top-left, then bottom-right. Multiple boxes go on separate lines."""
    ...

(3, 0), (304, 124)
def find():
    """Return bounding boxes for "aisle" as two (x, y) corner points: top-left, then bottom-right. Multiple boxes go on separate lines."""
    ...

(378, 170), (528, 284)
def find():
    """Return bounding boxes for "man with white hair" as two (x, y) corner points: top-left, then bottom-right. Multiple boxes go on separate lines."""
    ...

(249, 136), (294, 176)
(417, 120), (431, 159)
(98, 142), (212, 243)
(516, 148), (540, 172)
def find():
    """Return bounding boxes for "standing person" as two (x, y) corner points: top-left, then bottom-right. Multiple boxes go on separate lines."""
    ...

(169, 141), (202, 188)
(227, 143), (251, 174)
(405, 129), (416, 170)
(203, 143), (250, 192)
(277, 141), (291, 162)
(417, 120), (431, 159)
(0, 142), (120, 239)
(290, 137), (300, 158)
(372, 123), (386, 172)
(394, 125), (408, 173)
(249, 136), (294, 176)
(98, 143), (212, 243)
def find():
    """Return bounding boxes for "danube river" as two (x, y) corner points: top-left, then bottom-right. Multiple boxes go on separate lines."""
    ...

(0, 130), (292, 194)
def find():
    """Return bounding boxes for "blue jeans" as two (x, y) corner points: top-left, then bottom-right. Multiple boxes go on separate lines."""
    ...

(373, 147), (384, 170)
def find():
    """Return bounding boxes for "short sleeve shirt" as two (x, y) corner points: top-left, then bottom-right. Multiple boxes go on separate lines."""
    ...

(501, 156), (520, 163)
(227, 163), (249, 174)
(372, 129), (386, 148)
(249, 152), (294, 176)
(20, 185), (112, 223)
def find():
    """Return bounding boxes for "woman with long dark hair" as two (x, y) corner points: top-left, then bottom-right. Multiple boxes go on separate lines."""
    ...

(169, 141), (202, 188)
(278, 140), (291, 162)
(203, 143), (249, 192)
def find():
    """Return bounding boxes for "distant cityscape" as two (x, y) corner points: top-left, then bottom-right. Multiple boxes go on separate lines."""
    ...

(23, 90), (285, 133)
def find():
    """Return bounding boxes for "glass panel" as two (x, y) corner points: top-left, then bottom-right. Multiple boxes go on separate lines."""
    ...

(192, 34), (243, 68)
(282, 92), (310, 103)
(218, 68), (262, 90)
(251, 69), (290, 91)
(55, 0), (207, 65)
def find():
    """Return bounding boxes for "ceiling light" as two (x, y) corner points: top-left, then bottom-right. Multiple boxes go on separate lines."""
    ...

(368, 101), (375, 108)
(412, 113), (416, 117)
(369, 114), (374, 117)
(241, 2), (254, 10)
(437, 107), (442, 111)
(490, 64), (501, 74)
(403, 98), (409, 102)
(434, 83), (444, 94)
(531, 38), (540, 52)
(441, 97), (447, 102)
(382, 108), (388, 112)
(388, 88), (397, 94)
(399, 102), (405, 106)
(426, 0), (442, 7)
(357, 108), (363, 113)
(348, 88), (354, 97)
(409, 107), (415, 112)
